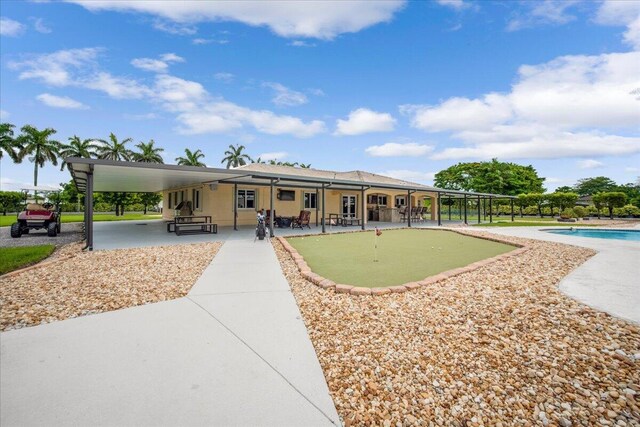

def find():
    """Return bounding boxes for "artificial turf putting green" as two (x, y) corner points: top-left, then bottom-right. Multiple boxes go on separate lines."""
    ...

(286, 229), (516, 288)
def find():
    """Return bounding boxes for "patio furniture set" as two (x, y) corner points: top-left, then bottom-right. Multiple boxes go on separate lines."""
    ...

(267, 210), (311, 230)
(166, 215), (218, 235)
(399, 206), (426, 222)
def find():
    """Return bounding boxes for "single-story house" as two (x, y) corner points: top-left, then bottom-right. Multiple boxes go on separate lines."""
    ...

(67, 158), (516, 250)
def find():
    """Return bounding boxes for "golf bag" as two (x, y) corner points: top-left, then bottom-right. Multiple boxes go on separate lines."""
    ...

(256, 216), (266, 240)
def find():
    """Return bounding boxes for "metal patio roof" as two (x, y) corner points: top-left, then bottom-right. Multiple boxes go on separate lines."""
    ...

(67, 158), (516, 198)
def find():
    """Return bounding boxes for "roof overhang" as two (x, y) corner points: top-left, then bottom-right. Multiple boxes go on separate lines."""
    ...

(67, 158), (516, 198)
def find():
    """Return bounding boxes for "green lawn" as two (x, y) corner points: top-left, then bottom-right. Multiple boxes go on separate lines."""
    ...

(0, 213), (162, 227)
(0, 245), (56, 275)
(286, 229), (515, 288)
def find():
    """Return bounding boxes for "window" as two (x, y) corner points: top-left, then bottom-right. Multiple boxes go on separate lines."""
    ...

(192, 188), (201, 210)
(367, 194), (387, 206)
(303, 192), (317, 209)
(168, 192), (173, 209)
(395, 196), (406, 207)
(237, 189), (256, 209)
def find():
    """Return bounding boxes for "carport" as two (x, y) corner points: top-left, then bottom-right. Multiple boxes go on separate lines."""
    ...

(67, 158), (517, 250)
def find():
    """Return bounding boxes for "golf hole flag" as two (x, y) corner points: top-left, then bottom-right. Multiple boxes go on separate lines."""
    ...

(374, 227), (382, 262)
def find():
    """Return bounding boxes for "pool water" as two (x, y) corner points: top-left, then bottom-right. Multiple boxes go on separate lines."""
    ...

(546, 228), (640, 241)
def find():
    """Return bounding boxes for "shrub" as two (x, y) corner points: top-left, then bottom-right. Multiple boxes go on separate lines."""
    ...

(613, 204), (640, 217)
(572, 206), (587, 218)
(560, 208), (576, 219)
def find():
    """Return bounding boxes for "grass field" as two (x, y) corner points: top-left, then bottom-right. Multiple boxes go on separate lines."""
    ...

(286, 229), (515, 287)
(0, 213), (162, 227)
(0, 245), (56, 275)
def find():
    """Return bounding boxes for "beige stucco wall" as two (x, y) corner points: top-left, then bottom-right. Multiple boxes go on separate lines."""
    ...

(163, 184), (439, 226)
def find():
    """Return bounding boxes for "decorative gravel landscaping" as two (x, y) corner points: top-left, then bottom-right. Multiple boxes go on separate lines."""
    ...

(286, 229), (516, 288)
(274, 231), (640, 426)
(0, 242), (222, 331)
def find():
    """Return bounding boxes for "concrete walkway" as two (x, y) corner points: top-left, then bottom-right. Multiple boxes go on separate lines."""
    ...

(479, 227), (640, 324)
(1, 238), (340, 426)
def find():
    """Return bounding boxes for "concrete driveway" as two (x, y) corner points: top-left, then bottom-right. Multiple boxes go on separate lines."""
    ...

(479, 226), (640, 324)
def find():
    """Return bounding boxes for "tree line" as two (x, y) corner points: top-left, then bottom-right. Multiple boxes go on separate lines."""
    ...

(435, 160), (640, 219)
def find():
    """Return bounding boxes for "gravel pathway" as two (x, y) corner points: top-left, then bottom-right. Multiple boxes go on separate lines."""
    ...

(0, 242), (222, 331)
(274, 231), (640, 426)
(0, 222), (83, 248)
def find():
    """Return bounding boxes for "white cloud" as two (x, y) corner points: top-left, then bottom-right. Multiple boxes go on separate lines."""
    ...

(435, 0), (472, 11)
(405, 50), (640, 160)
(577, 159), (604, 169)
(32, 17), (52, 33)
(377, 170), (436, 184)
(289, 40), (316, 47)
(1, 17), (26, 37)
(335, 108), (396, 135)
(507, 0), (580, 32)
(401, 93), (512, 132)
(67, 0), (406, 40)
(8, 47), (101, 86)
(214, 72), (235, 83)
(258, 151), (288, 161)
(10, 47), (326, 138)
(131, 58), (169, 73)
(430, 129), (640, 160)
(0, 110), (9, 120)
(365, 142), (433, 157)
(84, 72), (151, 99)
(131, 53), (184, 73)
(160, 53), (184, 63)
(625, 167), (640, 173)
(595, 0), (640, 50)
(36, 93), (88, 109)
(263, 82), (308, 107)
(192, 38), (211, 45)
(152, 20), (197, 35)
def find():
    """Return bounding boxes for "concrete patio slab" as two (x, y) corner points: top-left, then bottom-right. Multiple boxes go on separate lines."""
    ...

(479, 226), (640, 324)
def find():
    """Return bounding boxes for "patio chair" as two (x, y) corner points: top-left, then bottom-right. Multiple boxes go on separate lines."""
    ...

(292, 210), (311, 230)
(399, 206), (407, 221)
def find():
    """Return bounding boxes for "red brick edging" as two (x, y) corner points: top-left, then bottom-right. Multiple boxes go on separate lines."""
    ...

(276, 228), (530, 296)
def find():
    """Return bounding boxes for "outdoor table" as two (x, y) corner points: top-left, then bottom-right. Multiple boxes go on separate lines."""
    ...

(328, 213), (343, 226)
(276, 216), (292, 228)
(167, 215), (212, 233)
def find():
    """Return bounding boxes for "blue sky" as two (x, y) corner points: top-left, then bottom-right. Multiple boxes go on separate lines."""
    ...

(1, 0), (639, 192)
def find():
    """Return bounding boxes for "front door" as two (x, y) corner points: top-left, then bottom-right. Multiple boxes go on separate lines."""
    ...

(342, 195), (356, 218)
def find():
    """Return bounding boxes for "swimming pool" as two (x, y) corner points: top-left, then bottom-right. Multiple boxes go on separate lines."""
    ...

(546, 228), (640, 241)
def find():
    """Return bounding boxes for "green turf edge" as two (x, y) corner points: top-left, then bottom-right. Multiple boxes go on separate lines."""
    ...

(0, 245), (56, 275)
(285, 229), (517, 288)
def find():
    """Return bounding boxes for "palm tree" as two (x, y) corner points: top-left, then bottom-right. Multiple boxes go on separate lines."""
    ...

(175, 148), (206, 167)
(299, 163), (311, 168)
(0, 123), (19, 162)
(96, 132), (133, 161)
(15, 125), (60, 187)
(251, 157), (264, 164)
(132, 139), (164, 163)
(221, 144), (252, 168)
(58, 135), (99, 171)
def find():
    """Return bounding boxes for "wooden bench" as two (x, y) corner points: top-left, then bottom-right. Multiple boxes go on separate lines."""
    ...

(175, 222), (217, 236)
(341, 217), (362, 227)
